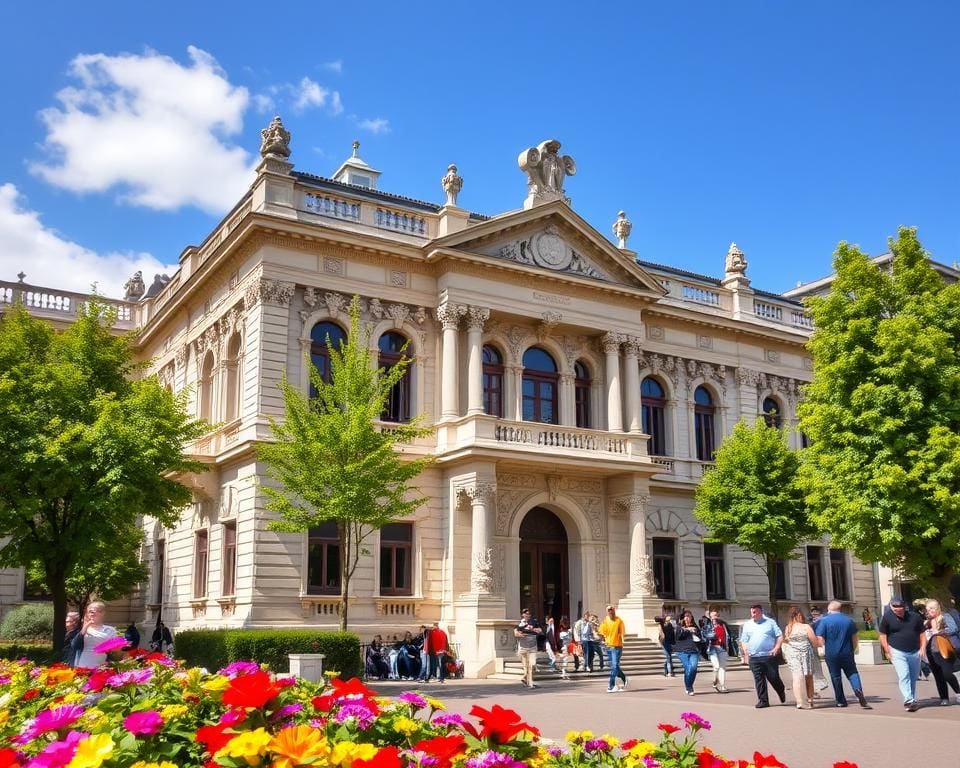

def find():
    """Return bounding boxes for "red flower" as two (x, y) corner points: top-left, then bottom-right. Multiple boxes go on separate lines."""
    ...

(413, 735), (467, 768)
(354, 746), (402, 768)
(22, 689), (39, 701)
(221, 671), (281, 709)
(657, 723), (681, 735)
(330, 677), (377, 699)
(0, 748), (20, 768)
(311, 693), (335, 713)
(195, 723), (234, 756)
(622, 739), (639, 751)
(753, 753), (789, 768)
(697, 748), (733, 768)
(83, 669), (113, 692)
(468, 704), (540, 743)
(833, 763), (859, 768)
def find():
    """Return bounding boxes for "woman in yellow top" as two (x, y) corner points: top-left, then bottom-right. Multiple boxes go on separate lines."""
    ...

(598, 605), (628, 692)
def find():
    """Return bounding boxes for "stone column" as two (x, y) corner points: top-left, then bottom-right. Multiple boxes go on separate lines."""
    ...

(623, 494), (654, 596)
(559, 373), (575, 426)
(465, 307), (490, 416)
(437, 303), (465, 419)
(461, 482), (498, 593)
(603, 331), (623, 432)
(622, 336), (642, 433)
(505, 364), (523, 421)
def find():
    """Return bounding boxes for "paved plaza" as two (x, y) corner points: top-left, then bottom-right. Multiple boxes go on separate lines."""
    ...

(373, 665), (957, 767)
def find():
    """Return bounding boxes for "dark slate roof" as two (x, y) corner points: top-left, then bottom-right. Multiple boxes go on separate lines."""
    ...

(293, 171), (490, 221)
(636, 259), (803, 307)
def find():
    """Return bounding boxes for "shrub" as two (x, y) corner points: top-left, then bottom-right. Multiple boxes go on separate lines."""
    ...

(859, 629), (879, 641)
(0, 642), (55, 664)
(175, 629), (360, 678)
(0, 603), (54, 641)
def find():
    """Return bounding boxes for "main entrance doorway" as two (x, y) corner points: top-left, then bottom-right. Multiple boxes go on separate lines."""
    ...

(518, 507), (569, 626)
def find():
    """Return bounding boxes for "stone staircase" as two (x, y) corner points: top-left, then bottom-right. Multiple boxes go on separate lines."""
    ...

(495, 636), (743, 680)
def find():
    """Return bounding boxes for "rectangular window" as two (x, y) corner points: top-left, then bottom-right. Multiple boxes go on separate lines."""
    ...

(308, 522), (341, 595)
(774, 559), (788, 600)
(193, 530), (209, 599)
(642, 404), (666, 456)
(830, 548), (849, 601)
(483, 370), (503, 417)
(652, 537), (676, 599)
(222, 522), (237, 597)
(704, 542), (726, 600)
(694, 411), (715, 461)
(807, 546), (826, 601)
(574, 383), (591, 428)
(154, 540), (165, 604)
(379, 522), (413, 596)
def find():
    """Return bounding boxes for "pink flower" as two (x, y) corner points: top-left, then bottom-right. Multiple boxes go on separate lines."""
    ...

(106, 668), (152, 688)
(92, 636), (128, 654)
(15, 706), (85, 744)
(24, 732), (87, 768)
(681, 711), (712, 731)
(123, 711), (163, 736)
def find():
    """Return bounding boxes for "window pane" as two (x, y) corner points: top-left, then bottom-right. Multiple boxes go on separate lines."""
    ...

(379, 547), (392, 591)
(395, 547), (408, 589)
(381, 523), (412, 542)
(522, 347), (557, 372)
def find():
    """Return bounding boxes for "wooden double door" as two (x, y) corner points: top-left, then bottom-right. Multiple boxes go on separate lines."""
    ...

(518, 507), (569, 626)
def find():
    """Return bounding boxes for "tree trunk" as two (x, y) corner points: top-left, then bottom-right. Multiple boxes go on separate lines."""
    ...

(339, 525), (349, 633)
(50, 568), (68, 656)
(766, 554), (779, 623)
(925, 568), (956, 609)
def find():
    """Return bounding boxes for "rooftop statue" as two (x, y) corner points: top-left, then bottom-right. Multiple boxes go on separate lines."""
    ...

(725, 242), (747, 275)
(441, 164), (463, 207)
(518, 139), (576, 207)
(260, 116), (291, 159)
(123, 270), (145, 302)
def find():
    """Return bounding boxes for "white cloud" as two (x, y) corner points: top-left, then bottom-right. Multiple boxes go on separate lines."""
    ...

(31, 46), (256, 215)
(330, 91), (344, 116)
(358, 117), (390, 135)
(293, 77), (329, 112)
(0, 183), (176, 299)
(252, 93), (275, 114)
(323, 60), (343, 74)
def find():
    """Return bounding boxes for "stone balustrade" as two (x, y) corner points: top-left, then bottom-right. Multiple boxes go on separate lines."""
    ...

(0, 280), (136, 329)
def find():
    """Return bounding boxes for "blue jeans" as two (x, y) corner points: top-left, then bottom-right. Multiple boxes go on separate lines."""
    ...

(824, 652), (862, 705)
(678, 651), (700, 692)
(888, 648), (920, 703)
(607, 646), (626, 689)
(662, 642), (675, 675)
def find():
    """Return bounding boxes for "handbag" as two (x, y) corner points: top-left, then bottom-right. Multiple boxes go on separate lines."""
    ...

(935, 634), (955, 659)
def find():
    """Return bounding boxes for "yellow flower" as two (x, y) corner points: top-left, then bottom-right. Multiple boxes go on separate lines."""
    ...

(565, 730), (593, 744)
(217, 728), (273, 766)
(43, 668), (76, 686)
(624, 741), (657, 767)
(159, 704), (189, 719)
(82, 710), (107, 727)
(202, 675), (231, 692)
(0, 710), (8, 727)
(329, 741), (378, 767)
(269, 724), (330, 768)
(67, 734), (115, 768)
(601, 734), (619, 748)
(61, 692), (85, 704)
(393, 716), (420, 737)
(425, 697), (445, 711)
(131, 762), (178, 768)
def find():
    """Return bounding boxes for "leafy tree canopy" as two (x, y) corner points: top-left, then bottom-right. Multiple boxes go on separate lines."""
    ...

(0, 302), (206, 650)
(259, 297), (433, 630)
(798, 227), (960, 598)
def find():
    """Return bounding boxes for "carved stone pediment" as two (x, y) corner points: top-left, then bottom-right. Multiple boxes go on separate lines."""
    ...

(477, 225), (612, 281)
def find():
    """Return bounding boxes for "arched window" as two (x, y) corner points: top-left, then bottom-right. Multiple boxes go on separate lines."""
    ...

(693, 385), (716, 461)
(521, 347), (558, 424)
(762, 397), (782, 429)
(641, 377), (667, 456)
(224, 333), (242, 422)
(482, 344), (504, 417)
(379, 331), (412, 423)
(574, 360), (592, 428)
(310, 321), (347, 396)
(199, 351), (215, 422)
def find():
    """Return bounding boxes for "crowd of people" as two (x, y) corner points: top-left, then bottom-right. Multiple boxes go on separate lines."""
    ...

(61, 603), (174, 667)
(363, 622), (459, 682)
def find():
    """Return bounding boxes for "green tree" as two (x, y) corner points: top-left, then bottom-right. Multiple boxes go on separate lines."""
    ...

(26, 522), (149, 617)
(798, 227), (960, 601)
(259, 297), (433, 631)
(0, 302), (206, 652)
(694, 418), (814, 615)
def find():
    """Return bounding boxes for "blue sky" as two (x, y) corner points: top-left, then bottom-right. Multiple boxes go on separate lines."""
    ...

(1, 2), (958, 298)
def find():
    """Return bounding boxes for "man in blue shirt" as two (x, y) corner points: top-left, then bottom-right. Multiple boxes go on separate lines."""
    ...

(739, 604), (786, 708)
(815, 600), (871, 709)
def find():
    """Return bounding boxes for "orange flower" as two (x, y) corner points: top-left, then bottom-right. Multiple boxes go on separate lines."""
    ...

(268, 725), (330, 768)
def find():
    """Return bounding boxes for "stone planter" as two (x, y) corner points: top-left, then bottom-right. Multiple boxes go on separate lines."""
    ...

(288, 653), (325, 682)
(854, 640), (886, 666)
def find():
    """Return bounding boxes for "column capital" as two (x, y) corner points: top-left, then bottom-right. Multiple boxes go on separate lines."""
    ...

(458, 482), (498, 508)
(621, 335), (643, 357)
(436, 302), (467, 331)
(466, 306), (490, 332)
(601, 330), (622, 355)
(613, 493), (649, 519)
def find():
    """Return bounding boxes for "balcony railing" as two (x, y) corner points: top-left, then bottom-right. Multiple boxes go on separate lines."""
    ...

(0, 280), (136, 329)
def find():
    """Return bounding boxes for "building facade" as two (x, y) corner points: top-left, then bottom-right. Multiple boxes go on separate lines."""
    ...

(0, 121), (880, 675)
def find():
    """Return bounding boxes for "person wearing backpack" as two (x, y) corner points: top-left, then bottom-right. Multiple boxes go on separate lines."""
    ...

(704, 608), (732, 692)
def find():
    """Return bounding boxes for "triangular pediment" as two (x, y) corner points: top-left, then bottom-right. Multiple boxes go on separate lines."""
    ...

(430, 201), (665, 297)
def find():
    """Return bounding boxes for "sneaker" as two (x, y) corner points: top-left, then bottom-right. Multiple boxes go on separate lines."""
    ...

(529, 683), (539, 689)
(606, 687), (616, 693)
(940, 699), (951, 706)
(686, 690), (695, 696)
(906, 700), (919, 712)
(755, 702), (768, 708)
(854, 689), (871, 709)
(836, 702), (848, 708)
(719, 686), (729, 693)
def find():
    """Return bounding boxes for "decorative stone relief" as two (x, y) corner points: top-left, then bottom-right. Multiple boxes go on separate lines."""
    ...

(496, 488), (535, 535)
(537, 312), (562, 343)
(436, 302), (467, 331)
(594, 545), (608, 599)
(415, 307), (429, 326)
(303, 287), (318, 308)
(646, 324), (665, 341)
(581, 497), (603, 539)
(559, 335), (586, 367)
(390, 270), (408, 288)
(491, 544), (506, 595)
(736, 366), (760, 387)
(458, 482), (498, 509)
(601, 330), (622, 355)
(560, 478), (601, 493)
(546, 475), (560, 501)
(632, 554), (656, 595)
(324, 292), (348, 319)
(175, 345), (188, 370)
(368, 298), (384, 319)
(504, 326), (531, 361)
(244, 278), (295, 309)
(492, 225), (604, 279)
(466, 306), (490, 331)
(698, 335), (713, 350)
(387, 303), (411, 329)
(621, 335), (642, 357)
(498, 473), (537, 489)
(323, 257), (344, 275)
(470, 548), (494, 592)
(518, 139), (576, 206)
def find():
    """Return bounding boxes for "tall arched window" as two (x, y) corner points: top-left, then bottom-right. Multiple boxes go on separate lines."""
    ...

(199, 351), (215, 422)
(693, 385), (716, 461)
(521, 347), (558, 424)
(762, 397), (782, 429)
(574, 360), (591, 428)
(379, 331), (412, 423)
(224, 333), (242, 422)
(641, 377), (667, 456)
(482, 344), (504, 417)
(310, 321), (347, 396)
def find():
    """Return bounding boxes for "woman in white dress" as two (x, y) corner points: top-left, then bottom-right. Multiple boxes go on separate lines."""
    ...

(71, 601), (117, 668)
(782, 605), (818, 709)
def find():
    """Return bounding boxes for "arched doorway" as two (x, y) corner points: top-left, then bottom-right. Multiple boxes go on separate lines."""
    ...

(519, 507), (569, 626)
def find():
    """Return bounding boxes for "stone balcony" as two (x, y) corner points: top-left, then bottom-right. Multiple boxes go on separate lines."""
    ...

(0, 279), (137, 331)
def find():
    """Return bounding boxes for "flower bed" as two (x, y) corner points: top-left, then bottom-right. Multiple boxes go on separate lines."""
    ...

(0, 646), (857, 768)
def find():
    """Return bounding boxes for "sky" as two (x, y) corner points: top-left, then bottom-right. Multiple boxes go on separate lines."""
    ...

(1, 2), (958, 298)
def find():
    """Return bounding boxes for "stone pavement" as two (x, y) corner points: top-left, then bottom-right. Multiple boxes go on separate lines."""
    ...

(372, 665), (958, 767)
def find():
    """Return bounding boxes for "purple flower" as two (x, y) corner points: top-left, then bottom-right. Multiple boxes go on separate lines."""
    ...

(431, 713), (467, 728)
(398, 692), (428, 709)
(642, 758), (661, 768)
(680, 711), (712, 731)
(219, 661), (261, 678)
(93, 636), (128, 654)
(106, 668), (152, 688)
(16, 705), (86, 744)
(123, 710), (163, 736)
(24, 731), (88, 768)
(334, 701), (377, 730)
(465, 751), (527, 768)
(585, 738), (612, 753)
(270, 703), (304, 721)
(0, 675), (11, 685)
(401, 752), (438, 768)
(547, 746), (565, 757)
(220, 709), (247, 726)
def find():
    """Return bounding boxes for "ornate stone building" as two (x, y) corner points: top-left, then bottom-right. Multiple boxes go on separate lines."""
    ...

(0, 121), (880, 676)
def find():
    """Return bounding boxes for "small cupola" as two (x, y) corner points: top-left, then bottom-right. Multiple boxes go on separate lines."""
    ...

(331, 140), (381, 189)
